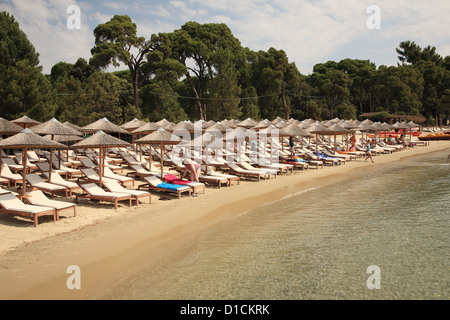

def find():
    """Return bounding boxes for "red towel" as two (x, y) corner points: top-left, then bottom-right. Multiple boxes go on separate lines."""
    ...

(164, 174), (192, 185)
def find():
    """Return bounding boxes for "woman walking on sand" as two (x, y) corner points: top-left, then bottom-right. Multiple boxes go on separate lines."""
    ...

(365, 141), (374, 163)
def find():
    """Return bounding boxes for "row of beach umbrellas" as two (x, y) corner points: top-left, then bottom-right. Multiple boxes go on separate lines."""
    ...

(0, 115), (422, 196)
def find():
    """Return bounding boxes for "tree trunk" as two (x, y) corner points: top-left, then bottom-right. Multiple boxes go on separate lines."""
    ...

(281, 87), (290, 119)
(202, 104), (207, 121)
(186, 72), (204, 120)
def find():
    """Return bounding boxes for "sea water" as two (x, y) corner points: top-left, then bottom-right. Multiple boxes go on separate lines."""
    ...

(122, 150), (449, 300)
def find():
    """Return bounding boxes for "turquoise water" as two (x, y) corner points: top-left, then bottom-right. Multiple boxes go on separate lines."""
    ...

(122, 150), (450, 300)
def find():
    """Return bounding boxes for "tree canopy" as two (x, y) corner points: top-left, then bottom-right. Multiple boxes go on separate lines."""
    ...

(1, 12), (449, 126)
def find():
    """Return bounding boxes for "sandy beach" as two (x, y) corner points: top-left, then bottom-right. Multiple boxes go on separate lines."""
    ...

(0, 140), (448, 300)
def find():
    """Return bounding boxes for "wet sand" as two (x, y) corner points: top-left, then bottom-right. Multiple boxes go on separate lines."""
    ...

(0, 140), (448, 299)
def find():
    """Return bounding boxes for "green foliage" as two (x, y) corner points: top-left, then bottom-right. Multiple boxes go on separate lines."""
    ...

(1, 10), (448, 125)
(0, 11), (56, 121)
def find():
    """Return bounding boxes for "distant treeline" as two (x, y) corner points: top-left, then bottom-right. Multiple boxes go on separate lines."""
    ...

(1, 12), (449, 126)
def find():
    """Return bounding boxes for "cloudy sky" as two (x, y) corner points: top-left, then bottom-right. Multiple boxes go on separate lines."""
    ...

(2, 0), (450, 75)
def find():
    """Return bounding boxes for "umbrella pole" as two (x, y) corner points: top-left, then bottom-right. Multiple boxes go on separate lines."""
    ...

(49, 148), (54, 181)
(160, 143), (164, 180)
(21, 147), (28, 197)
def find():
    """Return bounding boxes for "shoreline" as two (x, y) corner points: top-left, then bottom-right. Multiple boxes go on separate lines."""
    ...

(0, 141), (448, 299)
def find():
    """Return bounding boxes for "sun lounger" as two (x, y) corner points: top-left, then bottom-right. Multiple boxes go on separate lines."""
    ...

(49, 158), (82, 178)
(256, 158), (294, 174)
(76, 183), (132, 209)
(239, 162), (278, 178)
(0, 187), (18, 196)
(280, 157), (310, 170)
(197, 173), (229, 188)
(126, 164), (154, 179)
(138, 176), (191, 199)
(2, 158), (25, 174)
(14, 155), (38, 171)
(25, 190), (76, 219)
(43, 171), (82, 196)
(1, 164), (23, 187)
(163, 174), (206, 195)
(0, 192), (56, 227)
(80, 157), (98, 169)
(304, 151), (337, 166)
(79, 168), (115, 185)
(102, 167), (135, 187)
(36, 162), (68, 178)
(225, 163), (268, 181)
(103, 181), (151, 205)
(203, 166), (240, 186)
(26, 173), (69, 197)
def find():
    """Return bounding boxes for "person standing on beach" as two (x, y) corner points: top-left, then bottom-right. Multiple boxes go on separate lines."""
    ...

(365, 141), (374, 163)
(350, 133), (356, 151)
(182, 159), (201, 182)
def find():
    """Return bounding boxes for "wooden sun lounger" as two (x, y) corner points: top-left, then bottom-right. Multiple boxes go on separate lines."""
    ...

(43, 172), (82, 197)
(103, 181), (151, 205)
(0, 192), (56, 227)
(25, 190), (77, 219)
(138, 176), (191, 199)
(225, 163), (268, 181)
(1, 164), (23, 187)
(198, 174), (229, 188)
(102, 167), (135, 187)
(26, 173), (69, 197)
(76, 183), (132, 209)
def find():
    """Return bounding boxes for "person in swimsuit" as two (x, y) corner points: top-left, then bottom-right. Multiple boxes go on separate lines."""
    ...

(182, 159), (201, 182)
(365, 141), (374, 163)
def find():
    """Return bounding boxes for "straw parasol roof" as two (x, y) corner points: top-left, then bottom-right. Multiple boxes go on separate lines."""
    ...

(271, 117), (286, 125)
(82, 117), (128, 135)
(0, 128), (66, 149)
(307, 123), (332, 134)
(121, 118), (147, 131)
(130, 122), (161, 135)
(11, 115), (41, 128)
(71, 130), (130, 149)
(31, 118), (82, 137)
(0, 129), (66, 196)
(171, 121), (195, 132)
(280, 123), (311, 137)
(236, 118), (258, 128)
(63, 121), (83, 132)
(0, 117), (23, 135)
(253, 119), (271, 130)
(135, 128), (182, 179)
(44, 134), (83, 143)
(155, 118), (172, 128)
(326, 124), (352, 135)
(71, 130), (131, 183)
(205, 122), (228, 133)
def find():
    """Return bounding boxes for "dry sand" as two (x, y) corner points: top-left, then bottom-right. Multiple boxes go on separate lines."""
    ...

(0, 140), (448, 299)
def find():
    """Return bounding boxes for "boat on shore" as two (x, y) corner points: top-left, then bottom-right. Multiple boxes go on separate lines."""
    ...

(418, 133), (450, 141)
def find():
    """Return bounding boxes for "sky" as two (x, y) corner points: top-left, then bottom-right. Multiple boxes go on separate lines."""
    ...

(1, 0), (450, 75)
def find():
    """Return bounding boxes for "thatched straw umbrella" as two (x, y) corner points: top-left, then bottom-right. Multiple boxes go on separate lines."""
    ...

(0, 118), (23, 164)
(326, 124), (352, 154)
(63, 121), (83, 133)
(121, 118), (147, 132)
(155, 118), (172, 128)
(0, 129), (66, 197)
(11, 115), (41, 129)
(71, 131), (131, 184)
(135, 128), (182, 179)
(82, 117), (128, 137)
(0, 117), (23, 136)
(31, 118), (83, 175)
(236, 118), (258, 129)
(308, 123), (333, 154)
(130, 122), (162, 162)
